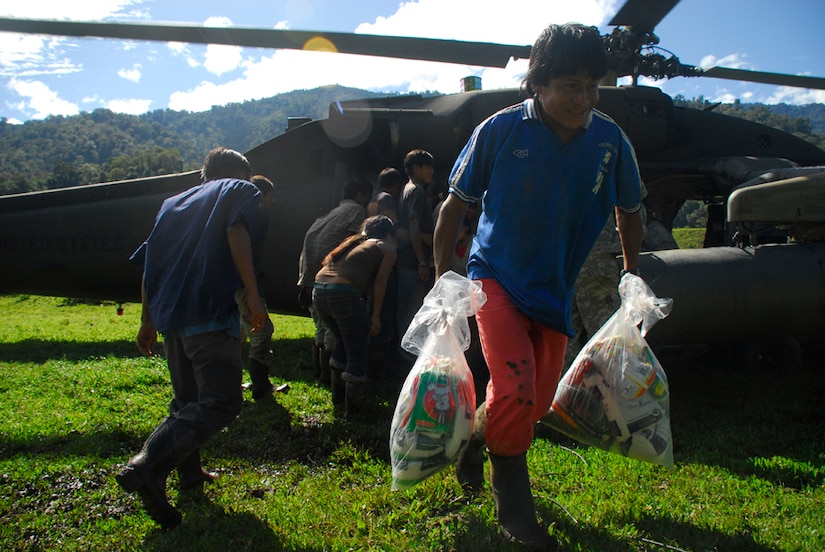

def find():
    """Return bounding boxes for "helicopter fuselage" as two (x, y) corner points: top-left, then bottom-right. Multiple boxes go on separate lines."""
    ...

(1, 86), (824, 347)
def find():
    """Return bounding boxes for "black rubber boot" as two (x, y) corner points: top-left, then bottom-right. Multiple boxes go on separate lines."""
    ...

(177, 448), (217, 495)
(318, 348), (331, 385)
(312, 343), (322, 380)
(343, 381), (366, 419)
(456, 403), (487, 492)
(489, 452), (556, 551)
(329, 366), (345, 406)
(248, 358), (274, 399)
(115, 417), (201, 529)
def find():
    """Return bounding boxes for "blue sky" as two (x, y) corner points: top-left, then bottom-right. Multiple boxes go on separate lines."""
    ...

(1, 0), (823, 123)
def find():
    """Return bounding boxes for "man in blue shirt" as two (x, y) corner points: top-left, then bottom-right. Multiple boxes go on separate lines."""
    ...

(434, 23), (643, 550)
(116, 147), (266, 529)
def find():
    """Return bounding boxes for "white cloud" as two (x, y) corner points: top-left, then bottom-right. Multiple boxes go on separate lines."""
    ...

(203, 44), (243, 76)
(0, 0), (140, 21)
(107, 97), (152, 114)
(167, 49), (488, 112)
(0, 33), (83, 78)
(0, 34), (46, 72)
(356, 0), (614, 43)
(699, 53), (750, 71)
(167, 42), (201, 68)
(117, 64), (142, 82)
(165, 16), (244, 76)
(767, 87), (825, 106)
(8, 78), (79, 118)
(163, 0), (620, 114)
(169, 77), (252, 112)
(201, 16), (244, 76)
(1, 0), (821, 120)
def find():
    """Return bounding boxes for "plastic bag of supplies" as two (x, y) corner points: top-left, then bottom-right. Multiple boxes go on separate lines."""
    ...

(390, 271), (487, 490)
(542, 273), (675, 467)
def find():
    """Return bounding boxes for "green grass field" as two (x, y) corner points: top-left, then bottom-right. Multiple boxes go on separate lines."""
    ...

(1, 294), (823, 551)
(671, 228), (706, 249)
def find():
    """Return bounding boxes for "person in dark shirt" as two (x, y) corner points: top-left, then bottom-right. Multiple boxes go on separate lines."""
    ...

(366, 167), (408, 378)
(296, 177), (373, 385)
(236, 174), (276, 399)
(313, 215), (397, 418)
(396, 150), (436, 373)
(116, 147), (266, 529)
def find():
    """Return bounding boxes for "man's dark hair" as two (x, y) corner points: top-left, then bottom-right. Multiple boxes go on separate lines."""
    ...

(403, 149), (434, 178)
(377, 167), (405, 191)
(342, 176), (373, 200)
(201, 147), (252, 181)
(523, 23), (607, 95)
(250, 174), (274, 195)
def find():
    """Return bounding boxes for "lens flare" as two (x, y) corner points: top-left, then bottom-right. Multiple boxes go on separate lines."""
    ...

(303, 36), (337, 53)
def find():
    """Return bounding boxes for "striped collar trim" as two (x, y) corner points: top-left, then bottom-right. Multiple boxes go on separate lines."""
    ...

(523, 97), (594, 129)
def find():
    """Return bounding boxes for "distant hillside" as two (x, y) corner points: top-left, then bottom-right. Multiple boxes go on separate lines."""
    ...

(672, 95), (825, 151)
(0, 85), (388, 195)
(1, 87), (823, 195)
(768, 103), (825, 134)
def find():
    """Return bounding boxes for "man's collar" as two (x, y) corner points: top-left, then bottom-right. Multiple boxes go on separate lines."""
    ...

(524, 97), (593, 130)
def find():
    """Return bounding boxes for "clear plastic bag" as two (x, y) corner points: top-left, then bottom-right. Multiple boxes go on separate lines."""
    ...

(542, 273), (675, 467)
(390, 271), (487, 490)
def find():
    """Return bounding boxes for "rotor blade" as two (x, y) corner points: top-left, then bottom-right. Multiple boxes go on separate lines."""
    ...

(0, 17), (531, 68)
(609, 0), (680, 33)
(697, 66), (825, 91)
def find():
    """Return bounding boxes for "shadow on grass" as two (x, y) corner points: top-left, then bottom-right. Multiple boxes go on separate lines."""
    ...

(0, 389), (394, 469)
(659, 347), (825, 489)
(0, 338), (139, 363)
(548, 509), (780, 552)
(142, 499), (321, 552)
(1, 334), (319, 366)
(208, 378), (401, 468)
(0, 426), (138, 460)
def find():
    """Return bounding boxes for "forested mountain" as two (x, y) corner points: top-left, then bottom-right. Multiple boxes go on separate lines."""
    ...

(672, 95), (825, 150)
(0, 85), (387, 195)
(1, 85), (822, 196)
(768, 103), (825, 134)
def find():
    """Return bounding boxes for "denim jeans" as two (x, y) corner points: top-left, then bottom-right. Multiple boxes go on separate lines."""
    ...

(396, 267), (433, 339)
(164, 330), (244, 439)
(312, 283), (370, 378)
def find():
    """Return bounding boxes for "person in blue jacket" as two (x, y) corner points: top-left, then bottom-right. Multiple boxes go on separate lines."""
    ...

(434, 23), (644, 550)
(116, 146), (267, 529)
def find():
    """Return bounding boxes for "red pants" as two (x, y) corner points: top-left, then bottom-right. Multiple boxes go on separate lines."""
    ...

(476, 278), (567, 456)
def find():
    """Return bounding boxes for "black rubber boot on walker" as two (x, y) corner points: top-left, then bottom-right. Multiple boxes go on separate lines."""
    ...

(312, 342), (322, 379)
(488, 452), (556, 551)
(248, 358), (274, 399)
(455, 403), (487, 492)
(177, 448), (217, 495)
(329, 364), (346, 406)
(115, 418), (201, 529)
(343, 380), (367, 419)
(318, 348), (331, 385)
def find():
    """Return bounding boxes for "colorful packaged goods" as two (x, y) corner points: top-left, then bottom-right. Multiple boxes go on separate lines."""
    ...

(390, 353), (476, 489)
(543, 274), (675, 467)
(390, 271), (487, 490)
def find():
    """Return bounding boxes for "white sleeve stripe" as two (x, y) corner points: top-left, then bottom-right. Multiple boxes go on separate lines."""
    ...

(449, 186), (478, 204)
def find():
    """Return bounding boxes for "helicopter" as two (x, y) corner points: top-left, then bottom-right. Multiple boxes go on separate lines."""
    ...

(0, 0), (823, 359)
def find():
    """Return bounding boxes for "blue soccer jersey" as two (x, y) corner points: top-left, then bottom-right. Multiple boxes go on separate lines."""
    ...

(448, 98), (642, 335)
